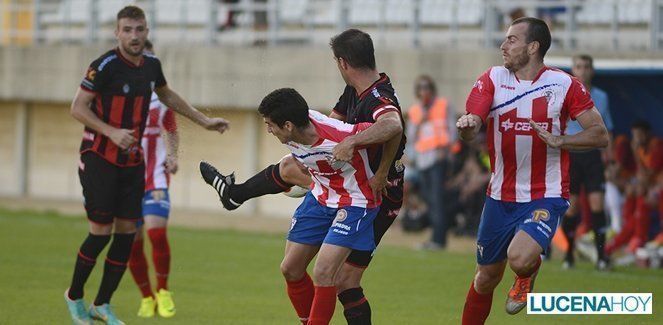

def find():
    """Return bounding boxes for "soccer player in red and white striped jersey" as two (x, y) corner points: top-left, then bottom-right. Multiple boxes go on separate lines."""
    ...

(127, 38), (180, 319)
(458, 18), (609, 324)
(201, 88), (381, 324)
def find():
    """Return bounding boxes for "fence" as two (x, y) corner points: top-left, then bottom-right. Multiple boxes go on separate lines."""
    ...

(2, 0), (663, 50)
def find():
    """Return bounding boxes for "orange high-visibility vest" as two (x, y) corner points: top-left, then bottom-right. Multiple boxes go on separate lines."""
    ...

(408, 97), (450, 153)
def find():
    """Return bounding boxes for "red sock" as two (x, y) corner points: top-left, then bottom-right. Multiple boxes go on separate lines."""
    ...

(462, 281), (493, 325)
(286, 273), (315, 324)
(147, 228), (170, 291)
(128, 238), (153, 298)
(633, 196), (651, 247)
(307, 286), (336, 325)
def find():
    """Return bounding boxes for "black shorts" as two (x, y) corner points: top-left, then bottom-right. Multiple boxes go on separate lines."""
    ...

(569, 150), (605, 195)
(78, 152), (145, 224)
(346, 177), (404, 268)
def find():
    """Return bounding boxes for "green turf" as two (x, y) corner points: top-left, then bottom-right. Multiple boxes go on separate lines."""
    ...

(0, 208), (660, 324)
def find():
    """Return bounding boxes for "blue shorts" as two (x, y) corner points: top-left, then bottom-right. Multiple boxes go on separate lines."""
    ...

(138, 189), (170, 227)
(476, 196), (569, 265)
(287, 193), (379, 251)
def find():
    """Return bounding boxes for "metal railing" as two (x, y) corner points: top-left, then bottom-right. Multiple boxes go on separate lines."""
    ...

(2, 0), (663, 50)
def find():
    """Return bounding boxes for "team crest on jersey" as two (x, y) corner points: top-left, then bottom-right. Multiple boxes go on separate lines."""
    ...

(532, 209), (550, 222)
(542, 89), (557, 107)
(123, 84), (130, 94)
(86, 67), (96, 81)
(335, 209), (348, 223)
(394, 159), (405, 173)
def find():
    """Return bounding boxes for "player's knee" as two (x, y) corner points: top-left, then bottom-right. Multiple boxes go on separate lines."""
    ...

(507, 252), (535, 274)
(312, 263), (337, 286)
(335, 266), (362, 293)
(474, 270), (500, 294)
(279, 156), (298, 184)
(114, 219), (137, 234)
(280, 261), (306, 282)
(88, 222), (113, 235)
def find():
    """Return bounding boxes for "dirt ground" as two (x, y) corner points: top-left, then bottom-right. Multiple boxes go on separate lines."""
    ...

(0, 197), (478, 254)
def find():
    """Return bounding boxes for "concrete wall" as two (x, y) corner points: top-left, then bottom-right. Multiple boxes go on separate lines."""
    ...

(0, 45), (502, 111)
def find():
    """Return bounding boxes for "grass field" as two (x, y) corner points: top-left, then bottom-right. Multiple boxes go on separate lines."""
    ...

(0, 208), (661, 324)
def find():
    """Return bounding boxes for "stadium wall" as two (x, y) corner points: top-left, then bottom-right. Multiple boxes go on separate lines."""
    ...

(7, 45), (660, 216)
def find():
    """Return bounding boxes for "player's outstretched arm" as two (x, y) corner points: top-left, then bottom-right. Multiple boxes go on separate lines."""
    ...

(529, 107), (608, 150)
(70, 88), (136, 149)
(456, 113), (483, 142)
(155, 85), (229, 134)
(332, 111), (402, 162)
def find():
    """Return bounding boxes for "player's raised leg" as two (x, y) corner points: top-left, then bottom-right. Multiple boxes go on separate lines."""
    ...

(199, 155), (310, 210)
(281, 241), (319, 324)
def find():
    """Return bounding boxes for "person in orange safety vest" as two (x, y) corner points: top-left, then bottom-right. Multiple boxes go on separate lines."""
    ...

(406, 75), (457, 249)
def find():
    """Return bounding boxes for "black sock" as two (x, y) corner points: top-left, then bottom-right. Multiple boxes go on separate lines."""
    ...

(94, 233), (135, 305)
(68, 233), (111, 300)
(338, 287), (371, 325)
(591, 211), (608, 261)
(562, 214), (580, 262)
(230, 164), (292, 203)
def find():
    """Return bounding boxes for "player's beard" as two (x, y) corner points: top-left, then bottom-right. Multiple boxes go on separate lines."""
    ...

(122, 40), (145, 57)
(504, 49), (530, 72)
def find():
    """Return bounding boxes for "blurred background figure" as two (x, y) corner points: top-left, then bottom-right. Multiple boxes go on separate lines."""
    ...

(445, 132), (490, 237)
(561, 54), (613, 271)
(406, 75), (456, 250)
(606, 120), (663, 261)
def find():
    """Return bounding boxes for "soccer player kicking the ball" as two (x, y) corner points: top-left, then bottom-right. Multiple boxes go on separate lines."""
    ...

(458, 17), (608, 324)
(65, 6), (228, 325)
(201, 29), (405, 324)
(202, 88), (381, 324)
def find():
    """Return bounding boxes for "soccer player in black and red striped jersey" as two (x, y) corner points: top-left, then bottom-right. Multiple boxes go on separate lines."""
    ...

(64, 6), (228, 324)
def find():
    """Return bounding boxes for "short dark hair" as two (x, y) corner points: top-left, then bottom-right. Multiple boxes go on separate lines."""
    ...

(415, 75), (437, 96)
(573, 54), (594, 69)
(144, 39), (153, 51)
(631, 119), (651, 132)
(330, 29), (376, 70)
(511, 17), (551, 58)
(258, 88), (310, 128)
(117, 5), (146, 22)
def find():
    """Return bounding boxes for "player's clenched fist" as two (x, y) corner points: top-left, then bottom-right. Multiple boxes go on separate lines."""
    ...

(456, 114), (481, 130)
(456, 114), (482, 141)
(204, 117), (230, 134)
(107, 128), (137, 149)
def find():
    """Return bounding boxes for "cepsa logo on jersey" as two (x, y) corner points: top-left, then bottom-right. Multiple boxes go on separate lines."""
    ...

(499, 114), (552, 135)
